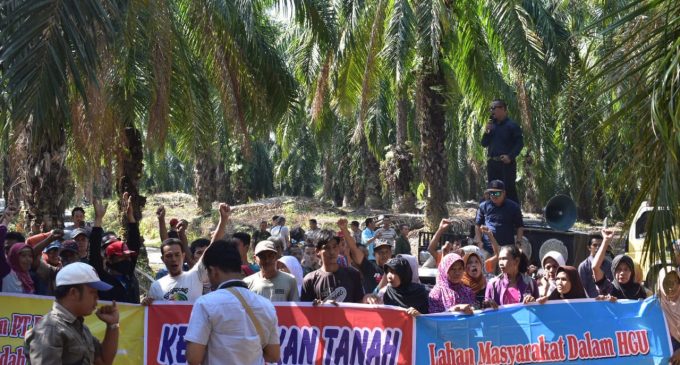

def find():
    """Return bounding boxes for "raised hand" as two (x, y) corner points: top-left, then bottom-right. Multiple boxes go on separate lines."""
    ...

(96, 300), (120, 325)
(156, 206), (166, 221)
(177, 219), (188, 233)
(438, 219), (452, 231)
(218, 203), (231, 220)
(94, 199), (107, 221)
(122, 192), (135, 223)
(336, 218), (349, 231)
(601, 229), (615, 241)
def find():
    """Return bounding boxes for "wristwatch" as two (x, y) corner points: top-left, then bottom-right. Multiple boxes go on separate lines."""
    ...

(108, 323), (120, 330)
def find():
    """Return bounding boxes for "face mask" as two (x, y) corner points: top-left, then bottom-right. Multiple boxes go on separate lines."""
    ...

(109, 259), (134, 274)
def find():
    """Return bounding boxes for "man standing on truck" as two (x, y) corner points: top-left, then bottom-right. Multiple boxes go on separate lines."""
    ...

(474, 180), (524, 254)
(481, 99), (523, 204)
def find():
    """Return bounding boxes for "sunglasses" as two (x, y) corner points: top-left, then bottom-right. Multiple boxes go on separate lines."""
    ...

(489, 191), (502, 197)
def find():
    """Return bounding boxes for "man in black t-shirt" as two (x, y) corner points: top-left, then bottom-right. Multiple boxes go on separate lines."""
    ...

(300, 229), (364, 303)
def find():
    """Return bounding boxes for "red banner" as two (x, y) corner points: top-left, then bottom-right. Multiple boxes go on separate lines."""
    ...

(145, 302), (414, 365)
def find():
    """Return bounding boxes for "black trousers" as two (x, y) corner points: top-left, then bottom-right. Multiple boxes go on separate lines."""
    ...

(487, 159), (519, 204)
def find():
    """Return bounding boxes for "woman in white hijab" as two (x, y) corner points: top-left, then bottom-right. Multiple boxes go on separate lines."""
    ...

(277, 255), (304, 296)
(658, 268), (680, 364)
(538, 251), (566, 297)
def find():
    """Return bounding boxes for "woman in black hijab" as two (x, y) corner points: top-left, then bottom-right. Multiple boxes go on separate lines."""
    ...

(601, 255), (647, 300)
(592, 230), (647, 300)
(383, 256), (429, 315)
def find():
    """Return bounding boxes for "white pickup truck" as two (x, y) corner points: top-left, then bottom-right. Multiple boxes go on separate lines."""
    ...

(626, 201), (677, 290)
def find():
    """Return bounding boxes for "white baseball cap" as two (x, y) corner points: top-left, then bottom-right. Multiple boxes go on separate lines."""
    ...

(56, 262), (113, 291)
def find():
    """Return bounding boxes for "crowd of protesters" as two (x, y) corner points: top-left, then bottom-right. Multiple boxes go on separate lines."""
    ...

(0, 182), (680, 363)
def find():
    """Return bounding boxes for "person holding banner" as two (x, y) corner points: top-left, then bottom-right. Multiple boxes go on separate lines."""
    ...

(429, 253), (476, 314)
(535, 266), (586, 303)
(382, 256), (429, 315)
(461, 249), (487, 307)
(185, 238), (281, 365)
(24, 262), (120, 365)
(537, 251), (566, 298)
(484, 245), (538, 308)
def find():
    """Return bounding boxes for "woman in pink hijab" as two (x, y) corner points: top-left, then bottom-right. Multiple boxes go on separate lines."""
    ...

(2, 243), (35, 294)
(428, 253), (476, 314)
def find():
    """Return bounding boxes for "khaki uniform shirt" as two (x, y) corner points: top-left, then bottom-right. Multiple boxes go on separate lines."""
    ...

(24, 302), (102, 365)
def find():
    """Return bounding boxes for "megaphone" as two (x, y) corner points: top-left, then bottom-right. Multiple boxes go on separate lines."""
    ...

(544, 195), (577, 231)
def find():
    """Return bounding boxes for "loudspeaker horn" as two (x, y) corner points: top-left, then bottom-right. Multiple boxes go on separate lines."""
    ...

(544, 194), (577, 231)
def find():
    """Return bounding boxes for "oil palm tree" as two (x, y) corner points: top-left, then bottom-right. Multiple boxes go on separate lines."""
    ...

(1, 0), (302, 223)
(585, 0), (680, 273)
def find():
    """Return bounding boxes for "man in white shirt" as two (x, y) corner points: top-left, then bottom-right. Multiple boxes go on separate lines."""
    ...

(144, 238), (210, 303)
(245, 241), (299, 301)
(186, 220), (281, 365)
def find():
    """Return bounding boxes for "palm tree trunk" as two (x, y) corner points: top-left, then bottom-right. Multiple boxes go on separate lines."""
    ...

(194, 152), (217, 215)
(362, 136), (383, 209)
(321, 150), (333, 200)
(22, 120), (73, 230)
(417, 66), (449, 230)
(117, 126), (147, 237)
(392, 93), (416, 212)
(396, 95), (409, 145)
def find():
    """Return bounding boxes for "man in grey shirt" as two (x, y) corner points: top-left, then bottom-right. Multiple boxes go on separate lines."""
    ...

(245, 240), (299, 302)
(578, 233), (613, 297)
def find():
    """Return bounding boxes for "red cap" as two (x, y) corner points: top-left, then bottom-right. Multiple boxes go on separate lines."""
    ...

(169, 218), (179, 228)
(105, 241), (137, 257)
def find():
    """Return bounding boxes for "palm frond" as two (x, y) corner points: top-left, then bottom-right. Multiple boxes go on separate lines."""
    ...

(1, 0), (127, 144)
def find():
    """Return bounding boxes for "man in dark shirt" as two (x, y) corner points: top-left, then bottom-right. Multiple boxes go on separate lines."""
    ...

(252, 220), (271, 243)
(394, 224), (411, 255)
(89, 193), (142, 304)
(481, 99), (523, 204)
(340, 218), (392, 294)
(300, 228), (364, 303)
(474, 180), (524, 253)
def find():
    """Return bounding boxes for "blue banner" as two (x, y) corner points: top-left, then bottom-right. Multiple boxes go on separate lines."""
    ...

(416, 298), (671, 364)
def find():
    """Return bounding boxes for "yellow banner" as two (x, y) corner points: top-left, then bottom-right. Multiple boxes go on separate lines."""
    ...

(0, 293), (145, 365)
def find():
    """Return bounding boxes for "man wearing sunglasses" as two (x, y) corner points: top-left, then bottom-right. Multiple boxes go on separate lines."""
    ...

(481, 99), (523, 204)
(474, 180), (524, 255)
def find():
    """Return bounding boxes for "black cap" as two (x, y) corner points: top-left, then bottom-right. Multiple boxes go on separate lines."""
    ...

(486, 180), (505, 191)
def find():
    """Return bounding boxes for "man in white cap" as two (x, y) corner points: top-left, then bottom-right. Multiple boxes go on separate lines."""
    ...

(24, 262), (120, 365)
(244, 240), (299, 301)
